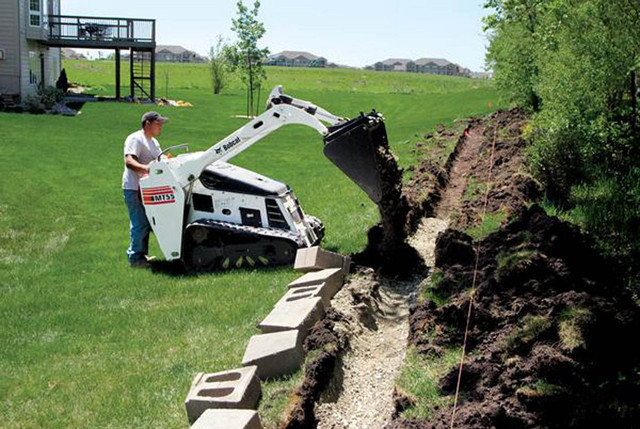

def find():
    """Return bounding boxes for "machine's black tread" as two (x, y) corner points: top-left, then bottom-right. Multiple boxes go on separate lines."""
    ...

(184, 219), (303, 271)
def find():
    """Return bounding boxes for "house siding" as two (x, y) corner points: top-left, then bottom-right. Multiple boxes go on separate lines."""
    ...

(15, 0), (61, 99)
(0, 0), (21, 94)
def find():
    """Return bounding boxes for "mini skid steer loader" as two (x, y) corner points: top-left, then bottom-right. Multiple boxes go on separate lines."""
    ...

(139, 86), (390, 270)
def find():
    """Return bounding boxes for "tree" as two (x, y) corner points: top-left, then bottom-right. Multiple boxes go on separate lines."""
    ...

(484, 0), (640, 274)
(229, 0), (269, 117)
(56, 68), (69, 93)
(209, 35), (231, 95)
(483, 0), (545, 111)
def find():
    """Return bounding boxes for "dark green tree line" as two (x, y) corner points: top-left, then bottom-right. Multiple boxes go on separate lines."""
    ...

(484, 0), (640, 276)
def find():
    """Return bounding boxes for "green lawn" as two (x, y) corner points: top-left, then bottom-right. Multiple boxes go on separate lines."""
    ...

(0, 62), (498, 428)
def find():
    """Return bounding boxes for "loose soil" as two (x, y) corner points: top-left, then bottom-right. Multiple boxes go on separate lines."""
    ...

(279, 110), (640, 429)
(399, 205), (640, 428)
(352, 117), (418, 275)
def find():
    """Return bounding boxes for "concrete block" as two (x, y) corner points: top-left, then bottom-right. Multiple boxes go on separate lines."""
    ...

(294, 246), (351, 273)
(242, 330), (303, 380)
(276, 282), (334, 308)
(184, 366), (261, 424)
(288, 268), (344, 300)
(259, 296), (324, 336)
(191, 409), (262, 429)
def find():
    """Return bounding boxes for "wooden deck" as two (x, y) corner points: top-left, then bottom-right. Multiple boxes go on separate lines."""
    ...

(42, 15), (155, 50)
(41, 15), (157, 100)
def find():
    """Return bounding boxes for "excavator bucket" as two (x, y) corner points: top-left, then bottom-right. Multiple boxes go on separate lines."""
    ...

(323, 111), (387, 204)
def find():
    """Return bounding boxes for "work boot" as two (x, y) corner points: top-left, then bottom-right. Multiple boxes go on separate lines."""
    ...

(131, 258), (151, 269)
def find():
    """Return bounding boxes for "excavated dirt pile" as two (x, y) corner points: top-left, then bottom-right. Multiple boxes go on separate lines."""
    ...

(450, 110), (540, 231)
(399, 205), (640, 429)
(354, 127), (420, 275)
(280, 308), (350, 429)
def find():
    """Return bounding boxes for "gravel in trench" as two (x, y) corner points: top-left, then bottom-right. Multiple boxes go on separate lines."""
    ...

(314, 218), (448, 429)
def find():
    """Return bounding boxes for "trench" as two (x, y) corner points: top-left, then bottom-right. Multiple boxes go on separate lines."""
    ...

(311, 124), (485, 428)
(313, 217), (447, 429)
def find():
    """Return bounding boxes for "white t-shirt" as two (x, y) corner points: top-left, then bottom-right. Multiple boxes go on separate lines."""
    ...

(121, 129), (162, 190)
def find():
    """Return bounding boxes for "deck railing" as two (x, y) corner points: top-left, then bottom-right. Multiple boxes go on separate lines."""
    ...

(47, 15), (155, 44)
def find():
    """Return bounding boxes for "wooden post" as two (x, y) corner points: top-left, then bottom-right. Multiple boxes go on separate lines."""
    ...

(130, 48), (134, 99)
(150, 20), (156, 101)
(115, 48), (121, 100)
(150, 48), (156, 101)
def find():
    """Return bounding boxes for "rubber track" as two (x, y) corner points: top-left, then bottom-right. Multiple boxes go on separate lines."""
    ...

(185, 219), (304, 271)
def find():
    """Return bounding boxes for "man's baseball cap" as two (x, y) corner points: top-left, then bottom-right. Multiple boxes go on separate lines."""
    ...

(141, 111), (169, 126)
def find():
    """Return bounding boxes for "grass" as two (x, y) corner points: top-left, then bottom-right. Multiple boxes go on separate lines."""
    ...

(504, 315), (552, 356)
(419, 270), (451, 307)
(395, 346), (461, 419)
(465, 210), (507, 240)
(412, 119), (469, 167)
(1, 61), (499, 427)
(464, 175), (488, 202)
(495, 249), (539, 282)
(257, 369), (303, 428)
(64, 60), (498, 171)
(516, 379), (563, 397)
(558, 307), (592, 352)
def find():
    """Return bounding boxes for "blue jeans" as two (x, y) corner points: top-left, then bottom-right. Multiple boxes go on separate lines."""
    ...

(123, 189), (151, 264)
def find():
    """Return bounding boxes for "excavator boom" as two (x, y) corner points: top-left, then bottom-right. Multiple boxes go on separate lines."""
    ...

(159, 86), (387, 204)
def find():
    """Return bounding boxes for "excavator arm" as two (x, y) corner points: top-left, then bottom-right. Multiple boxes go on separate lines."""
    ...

(161, 86), (345, 189)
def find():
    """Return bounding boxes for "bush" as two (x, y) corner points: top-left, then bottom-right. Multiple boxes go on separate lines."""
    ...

(56, 68), (70, 93)
(38, 86), (65, 108)
(22, 93), (46, 113)
(527, 118), (586, 203)
(21, 86), (65, 113)
(570, 169), (640, 262)
(484, 0), (640, 280)
(209, 36), (231, 95)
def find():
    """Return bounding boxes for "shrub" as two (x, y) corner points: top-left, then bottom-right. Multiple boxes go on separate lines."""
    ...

(21, 86), (65, 113)
(570, 169), (640, 264)
(56, 68), (70, 93)
(527, 117), (586, 203)
(38, 86), (64, 108)
(22, 93), (45, 113)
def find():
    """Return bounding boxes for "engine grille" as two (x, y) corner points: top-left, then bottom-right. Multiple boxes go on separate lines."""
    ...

(265, 198), (289, 230)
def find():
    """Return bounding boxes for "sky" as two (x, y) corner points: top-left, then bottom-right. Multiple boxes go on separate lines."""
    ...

(61, 0), (491, 71)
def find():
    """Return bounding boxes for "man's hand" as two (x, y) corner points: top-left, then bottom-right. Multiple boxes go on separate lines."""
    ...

(125, 154), (150, 175)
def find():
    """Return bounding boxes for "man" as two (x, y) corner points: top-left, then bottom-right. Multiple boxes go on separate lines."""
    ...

(122, 111), (168, 268)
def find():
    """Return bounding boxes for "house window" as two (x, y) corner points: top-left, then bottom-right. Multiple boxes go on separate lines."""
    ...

(29, 0), (41, 27)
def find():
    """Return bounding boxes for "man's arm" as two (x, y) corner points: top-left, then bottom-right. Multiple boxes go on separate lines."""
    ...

(125, 154), (150, 175)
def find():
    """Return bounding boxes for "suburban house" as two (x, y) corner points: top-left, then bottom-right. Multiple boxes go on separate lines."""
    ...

(0, 0), (157, 103)
(155, 45), (205, 63)
(61, 48), (86, 60)
(266, 51), (327, 68)
(471, 71), (493, 79)
(370, 57), (471, 77)
(0, 0), (62, 103)
(373, 58), (412, 72)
